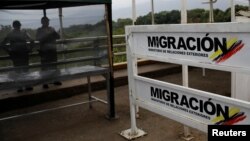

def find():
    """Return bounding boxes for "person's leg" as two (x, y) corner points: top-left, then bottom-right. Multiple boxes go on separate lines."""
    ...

(40, 51), (50, 89)
(49, 49), (62, 86)
(20, 53), (33, 91)
(11, 53), (26, 92)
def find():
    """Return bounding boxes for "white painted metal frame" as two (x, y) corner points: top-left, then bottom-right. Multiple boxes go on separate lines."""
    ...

(132, 0), (136, 25)
(134, 75), (250, 133)
(231, 0), (250, 102)
(120, 33), (147, 140)
(122, 23), (250, 139)
(180, 0), (192, 139)
(126, 23), (250, 74)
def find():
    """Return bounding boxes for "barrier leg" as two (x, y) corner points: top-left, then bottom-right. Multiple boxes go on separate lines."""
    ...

(136, 105), (140, 118)
(202, 68), (206, 77)
(105, 73), (117, 119)
(181, 65), (194, 141)
(120, 97), (146, 140)
(87, 76), (92, 109)
(181, 126), (194, 141)
(120, 90), (146, 139)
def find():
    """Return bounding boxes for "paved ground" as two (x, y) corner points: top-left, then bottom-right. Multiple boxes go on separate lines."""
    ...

(0, 67), (231, 141)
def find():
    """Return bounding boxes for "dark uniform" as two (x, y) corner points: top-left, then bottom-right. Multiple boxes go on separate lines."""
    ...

(36, 25), (60, 71)
(36, 17), (61, 88)
(1, 20), (34, 92)
(1, 20), (33, 73)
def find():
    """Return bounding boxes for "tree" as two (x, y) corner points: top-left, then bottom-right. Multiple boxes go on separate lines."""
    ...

(112, 18), (132, 35)
(214, 9), (227, 22)
(0, 25), (12, 42)
(135, 13), (151, 25)
(188, 9), (209, 23)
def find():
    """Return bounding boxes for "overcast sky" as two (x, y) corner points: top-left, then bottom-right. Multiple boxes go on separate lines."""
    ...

(112, 0), (250, 20)
(0, 5), (105, 29)
(0, 0), (249, 29)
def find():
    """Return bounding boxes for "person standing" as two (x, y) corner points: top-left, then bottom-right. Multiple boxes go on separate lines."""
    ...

(36, 16), (61, 88)
(0, 20), (34, 92)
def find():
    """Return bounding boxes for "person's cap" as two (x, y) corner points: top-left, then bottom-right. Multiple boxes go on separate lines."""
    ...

(12, 20), (21, 27)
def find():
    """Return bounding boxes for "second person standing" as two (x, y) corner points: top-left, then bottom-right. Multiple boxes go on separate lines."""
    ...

(36, 16), (62, 88)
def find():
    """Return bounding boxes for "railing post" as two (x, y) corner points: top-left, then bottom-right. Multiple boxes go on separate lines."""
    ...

(105, 4), (116, 119)
(181, 0), (193, 140)
(151, 0), (155, 25)
(120, 31), (146, 140)
(132, 0), (136, 25)
(231, 0), (235, 22)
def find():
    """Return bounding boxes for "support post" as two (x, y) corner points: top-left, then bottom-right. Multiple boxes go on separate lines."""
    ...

(132, 0), (140, 118)
(43, 9), (46, 17)
(231, 0), (235, 22)
(231, 0), (250, 103)
(249, 0), (250, 11)
(58, 8), (66, 68)
(181, 0), (193, 140)
(202, 0), (217, 76)
(151, 0), (155, 25)
(87, 76), (92, 109)
(181, 0), (187, 24)
(105, 4), (116, 119)
(58, 8), (64, 38)
(209, 0), (214, 23)
(230, 0), (236, 98)
(202, 0), (217, 23)
(120, 30), (146, 140)
(132, 0), (136, 25)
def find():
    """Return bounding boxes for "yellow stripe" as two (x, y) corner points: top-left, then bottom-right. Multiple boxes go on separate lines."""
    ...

(212, 107), (240, 123)
(209, 38), (238, 60)
(227, 38), (237, 48)
(209, 50), (222, 60)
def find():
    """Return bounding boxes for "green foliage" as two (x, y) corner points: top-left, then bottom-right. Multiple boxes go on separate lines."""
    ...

(0, 20), (109, 68)
(224, 8), (231, 22)
(0, 5), (249, 65)
(166, 10), (181, 24)
(111, 5), (249, 63)
(112, 18), (132, 35)
(235, 4), (249, 13)
(63, 20), (107, 39)
(136, 13), (152, 25)
(188, 9), (209, 23)
(0, 25), (12, 42)
(112, 5), (249, 35)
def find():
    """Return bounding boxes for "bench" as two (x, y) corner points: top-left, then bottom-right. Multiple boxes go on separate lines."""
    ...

(0, 65), (109, 90)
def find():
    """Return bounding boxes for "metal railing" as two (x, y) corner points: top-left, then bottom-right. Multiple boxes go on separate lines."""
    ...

(0, 34), (127, 66)
(112, 34), (126, 63)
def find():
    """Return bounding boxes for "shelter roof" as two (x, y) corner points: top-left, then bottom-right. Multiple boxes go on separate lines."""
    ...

(0, 0), (111, 9)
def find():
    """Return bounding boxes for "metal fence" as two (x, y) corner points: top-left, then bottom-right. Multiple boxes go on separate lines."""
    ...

(113, 34), (126, 63)
(0, 34), (127, 72)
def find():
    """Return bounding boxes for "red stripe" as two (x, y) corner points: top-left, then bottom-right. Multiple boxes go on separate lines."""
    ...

(222, 115), (247, 125)
(216, 43), (244, 63)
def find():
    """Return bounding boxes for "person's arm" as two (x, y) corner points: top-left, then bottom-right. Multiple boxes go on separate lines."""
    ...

(50, 27), (60, 40)
(36, 27), (59, 43)
(25, 31), (33, 42)
(36, 28), (44, 42)
(24, 31), (35, 52)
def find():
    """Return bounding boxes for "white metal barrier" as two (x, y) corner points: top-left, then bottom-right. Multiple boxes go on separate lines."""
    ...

(121, 23), (250, 140)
